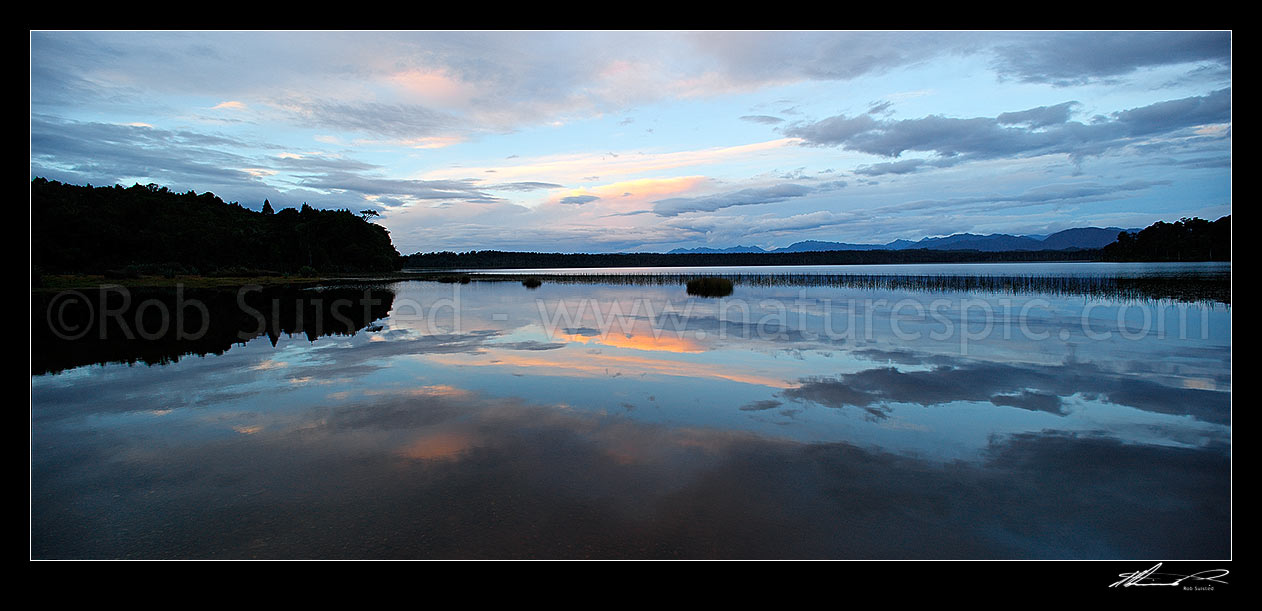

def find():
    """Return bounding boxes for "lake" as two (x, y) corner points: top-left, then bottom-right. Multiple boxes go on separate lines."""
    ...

(30, 263), (1231, 558)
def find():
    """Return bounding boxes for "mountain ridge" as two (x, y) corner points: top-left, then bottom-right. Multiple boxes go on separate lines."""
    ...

(667, 226), (1133, 254)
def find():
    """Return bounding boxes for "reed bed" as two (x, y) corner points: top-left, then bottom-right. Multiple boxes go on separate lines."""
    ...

(408, 271), (1230, 304)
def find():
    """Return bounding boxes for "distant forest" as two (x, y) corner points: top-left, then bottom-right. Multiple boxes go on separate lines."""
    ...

(31, 178), (401, 275)
(404, 216), (1230, 269)
(402, 247), (1104, 269)
(1101, 216), (1231, 262)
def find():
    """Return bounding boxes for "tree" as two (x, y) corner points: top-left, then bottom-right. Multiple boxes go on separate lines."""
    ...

(30, 178), (404, 274)
(359, 209), (380, 221)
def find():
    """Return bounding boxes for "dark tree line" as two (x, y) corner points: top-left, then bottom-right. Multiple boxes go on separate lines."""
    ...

(1101, 216), (1231, 262)
(31, 178), (402, 274)
(404, 216), (1231, 270)
(402, 247), (1103, 269)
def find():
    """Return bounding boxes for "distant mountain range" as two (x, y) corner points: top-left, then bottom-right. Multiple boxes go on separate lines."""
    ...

(667, 227), (1133, 255)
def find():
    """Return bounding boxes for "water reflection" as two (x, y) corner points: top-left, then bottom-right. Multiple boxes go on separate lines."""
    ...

(31, 381), (1229, 559)
(32, 285), (395, 375)
(31, 271), (1230, 558)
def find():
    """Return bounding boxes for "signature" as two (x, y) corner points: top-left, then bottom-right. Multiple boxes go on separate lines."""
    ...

(1109, 563), (1229, 588)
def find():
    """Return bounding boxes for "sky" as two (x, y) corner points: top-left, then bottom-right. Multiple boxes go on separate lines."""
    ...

(29, 30), (1231, 254)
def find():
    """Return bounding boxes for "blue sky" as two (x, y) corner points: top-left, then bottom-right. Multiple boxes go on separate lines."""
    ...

(30, 31), (1231, 254)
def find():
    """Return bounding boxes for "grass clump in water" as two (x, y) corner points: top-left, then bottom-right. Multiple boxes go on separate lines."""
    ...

(522, 277), (542, 288)
(686, 277), (734, 297)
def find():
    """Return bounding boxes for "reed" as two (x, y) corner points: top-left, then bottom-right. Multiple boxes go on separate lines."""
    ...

(418, 271), (1229, 304)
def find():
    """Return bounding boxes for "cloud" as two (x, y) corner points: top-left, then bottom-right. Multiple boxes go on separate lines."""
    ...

(292, 171), (495, 202)
(653, 182), (820, 217)
(785, 89), (1231, 164)
(854, 158), (956, 176)
(685, 31), (977, 86)
(420, 138), (801, 185)
(866, 100), (893, 116)
(27, 114), (513, 218)
(278, 99), (462, 139)
(740, 115), (784, 125)
(1112, 88), (1232, 137)
(560, 194), (600, 205)
(782, 114), (879, 147)
(30, 115), (266, 193)
(881, 180), (1171, 215)
(32, 31), (1232, 143)
(996, 101), (1078, 127)
(990, 31), (1231, 86)
(988, 390), (1065, 415)
(739, 399), (783, 411)
(484, 181), (564, 191)
(781, 358), (1230, 425)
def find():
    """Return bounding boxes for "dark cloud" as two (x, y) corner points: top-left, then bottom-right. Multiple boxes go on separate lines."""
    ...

(996, 101), (1079, 127)
(882, 180), (1171, 214)
(854, 158), (956, 177)
(780, 358), (1230, 425)
(30, 115), (269, 198)
(273, 155), (379, 174)
(688, 31), (977, 84)
(990, 31), (1231, 86)
(293, 171), (495, 201)
(1113, 88), (1231, 137)
(1174, 156), (1232, 170)
(560, 195), (601, 205)
(283, 99), (461, 139)
(866, 100), (893, 116)
(785, 89), (1230, 165)
(781, 375), (889, 420)
(989, 390), (1065, 415)
(652, 183), (818, 217)
(852, 348), (942, 366)
(739, 115), (784, 125)
(783, 113), (879, 146)
(28, 115), (484, 212)
(739, 399), (783, 412)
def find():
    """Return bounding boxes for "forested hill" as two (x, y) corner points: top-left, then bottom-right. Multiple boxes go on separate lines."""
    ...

(31, 178), (402, 274)
(1100, 215), (1231, 262)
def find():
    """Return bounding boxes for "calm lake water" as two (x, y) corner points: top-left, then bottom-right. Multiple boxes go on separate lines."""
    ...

(31, 263), (1231, 558)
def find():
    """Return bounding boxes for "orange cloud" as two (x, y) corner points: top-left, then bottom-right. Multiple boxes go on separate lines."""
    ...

(388, 69), (479, 107)
(424, 350), (792, 389)
(559, 331), (706, 354)
(405, 384), (473, 399)
(398, 429), (478, 460)
(546, 176), (710, 212)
